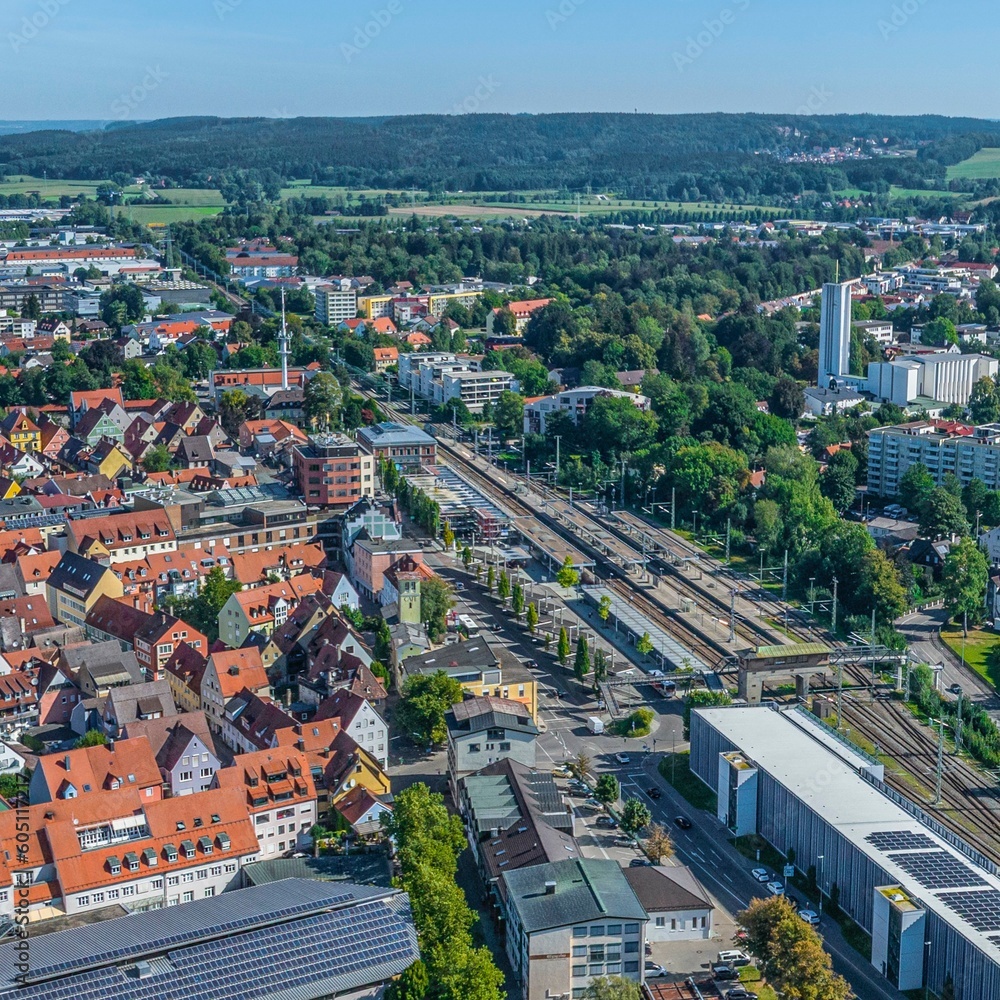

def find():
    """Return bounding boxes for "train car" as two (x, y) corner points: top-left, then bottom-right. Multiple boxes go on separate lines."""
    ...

(652, 680), (677, 699)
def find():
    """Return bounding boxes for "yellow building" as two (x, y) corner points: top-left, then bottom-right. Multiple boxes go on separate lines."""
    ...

(1, 412), (41, 453)
(358, 294), (393, 320)
(89, 440), (132, 480)
(46, 550), (126, 629)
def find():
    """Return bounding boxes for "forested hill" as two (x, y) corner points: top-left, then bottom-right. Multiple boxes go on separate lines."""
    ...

(3, 112), (1000, 197)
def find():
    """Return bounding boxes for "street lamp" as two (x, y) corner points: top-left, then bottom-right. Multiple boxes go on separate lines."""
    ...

(924, 939), (932, 1000)
(817, 855), (825, 913)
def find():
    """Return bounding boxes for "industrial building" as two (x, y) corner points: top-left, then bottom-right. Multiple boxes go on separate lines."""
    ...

(690, 705), (1000, 997)
(867, 419), (1000, 497)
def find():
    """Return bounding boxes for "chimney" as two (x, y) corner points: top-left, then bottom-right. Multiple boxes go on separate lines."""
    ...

(63, 755), (71, 770)
(544, 881), (557, 895)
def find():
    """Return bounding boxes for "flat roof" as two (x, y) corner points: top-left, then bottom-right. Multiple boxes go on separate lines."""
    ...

(695, 706), (1000, 963)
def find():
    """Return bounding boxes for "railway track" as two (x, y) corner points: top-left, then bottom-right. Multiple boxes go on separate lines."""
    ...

(841, 693), (1000, 864)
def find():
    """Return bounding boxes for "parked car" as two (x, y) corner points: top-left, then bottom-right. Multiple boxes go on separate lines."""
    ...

(766, 880), (785, 896)
(717, 951), (751, 968)
(595, 816), (617, 829)
(647, 787), (662, 799)
(629, 858), (653, 867)
(725, 989), (758, 1000)
(615, 753), (631, 765)
(525, 659), (540, 669)
(711, 964), (738, 981)
(949, 683), (962, 695)
(613, 837), (634, 847)
(799, 909), (821, 926)
(551, 765), (572, 777)
(644, 962), (668, 978)
(751, 868), (770, 882)
(674, 815), (692, 829)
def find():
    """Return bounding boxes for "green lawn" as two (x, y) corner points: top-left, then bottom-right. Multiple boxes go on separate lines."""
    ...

(739, 967), (778, 1000)
(0, 175), (105, 198)
(123, 205), (224, 224)
(940, 623), (1000, 689)
(657, 753), (716, 812)
(947, 147), (1000, 181)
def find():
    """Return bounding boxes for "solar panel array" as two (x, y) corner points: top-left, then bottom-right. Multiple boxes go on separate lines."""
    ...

(25, 892), (354, 983)
(938, 890), (1000, 933)
(866, 830), (937, 853)
(890, 851), (989, 890)
(0, 898), (417, 1000)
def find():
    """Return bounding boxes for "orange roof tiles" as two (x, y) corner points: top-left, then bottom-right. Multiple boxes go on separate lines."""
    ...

(35, 737), (161, 801)
(230, 543), (326, 586)
(208, 647), (269, 700)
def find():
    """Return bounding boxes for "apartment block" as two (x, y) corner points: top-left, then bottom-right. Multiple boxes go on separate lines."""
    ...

(867, 420), (1000, 497)
(315, 283), (358, 326)
(293, 434), (375, 507)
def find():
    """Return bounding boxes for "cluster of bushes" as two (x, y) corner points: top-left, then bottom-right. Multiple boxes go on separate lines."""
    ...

(908, 664), (1000, 768)
(612, 707), (653, 738)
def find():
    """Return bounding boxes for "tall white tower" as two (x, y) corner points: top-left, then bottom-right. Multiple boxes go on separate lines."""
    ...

(818, 281), (853, 388)
(279, 288), (290, 391)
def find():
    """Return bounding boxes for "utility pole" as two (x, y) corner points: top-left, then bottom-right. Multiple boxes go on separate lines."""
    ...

(279, 288), (290, 391)
(782, 549), (788, 603)
(729, 588), (736, 644)
(836, 663), (844, 730)
(934, 719), (944, 806)
(955, 692), (963, 754)
(725, 518), (731, 565)
(670, 487), (676, 530)
(831, 576), (839, 635)
(619, 457), (627, 509)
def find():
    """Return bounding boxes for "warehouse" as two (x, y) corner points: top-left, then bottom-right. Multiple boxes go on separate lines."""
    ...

(690, 705), (1000, 998)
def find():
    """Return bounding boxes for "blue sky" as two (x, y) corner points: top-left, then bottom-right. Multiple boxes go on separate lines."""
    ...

(6, 0), (999, 121)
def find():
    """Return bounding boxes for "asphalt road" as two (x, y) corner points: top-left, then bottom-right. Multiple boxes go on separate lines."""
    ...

(897, 608), (1000, 710)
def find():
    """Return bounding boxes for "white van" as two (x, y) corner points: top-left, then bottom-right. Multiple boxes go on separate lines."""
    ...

(587, 717), (605, 735)
(717, 950), (751, 967)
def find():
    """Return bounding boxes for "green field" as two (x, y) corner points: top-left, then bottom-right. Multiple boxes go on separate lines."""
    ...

(947, 147), (1000, 181)
(0, 175), (104, 198)
(941, 623), (999, 688)
(123, 205), (224, 224)
(834, 185), (968, 202)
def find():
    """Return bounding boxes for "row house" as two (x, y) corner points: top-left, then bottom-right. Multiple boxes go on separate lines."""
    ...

(29, 736), (163, 804)
(217, 573), (324, 648)
(46, 551), (125, 630)
(201, 647), (271, 735)
(0, 786), (258, 920)
(213, 748), (316, 856)
(84, 597), (207, 679)
(68, 509), (178, 565)
(122, 711), (222, 797)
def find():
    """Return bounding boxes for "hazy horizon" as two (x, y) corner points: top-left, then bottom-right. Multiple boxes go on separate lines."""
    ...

(4, 0), (999, 122)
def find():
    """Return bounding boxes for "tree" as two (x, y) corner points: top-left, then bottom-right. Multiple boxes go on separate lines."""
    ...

(644, 823), (674, 864)
(75, 729), (108, 748)
(920, 487), (969, 539)
(526, 602), (539, 632)
(898, 462), (935, 513)
(511, 582), (524, 619)
(219, 388), (261, 439)
(942, 536), (989, 624)
(969, 376), (1000, 424)
(141, 444), (172, 474)
(769, 376), (805, 420)
(556, 556), (580, 589)
(121, 358), (157, 401)
(397, 671), (464, 745)
(593, 648), (609, 685)
(572, 751), (591, 780)
(164, 566), (241, 642)
(583, 977), (640, 1000)
(619, 798), (651, 837)
(573, 634), (591, 682)
(598, 594), (612, 625)
(22, 294), (41, 321)
(497, 569), (510, 603)
(420, 576), (454, 640)
(99, 284), (144, 326)
(461, 545), (472, 570)
(493, 390), (525, 442)
(491, 307), (517, 337)
(922, 316), (958, 347)
(304, 371), (344, 429)
(441, 522), (455, 550)
(594, 773), (620, 806)
(557, 626), (571, 665)
(820, 464), (856, 513)
(636, 631), (654, 657)
(683, 689), (732, 737)
(486, 566), (495, 593)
